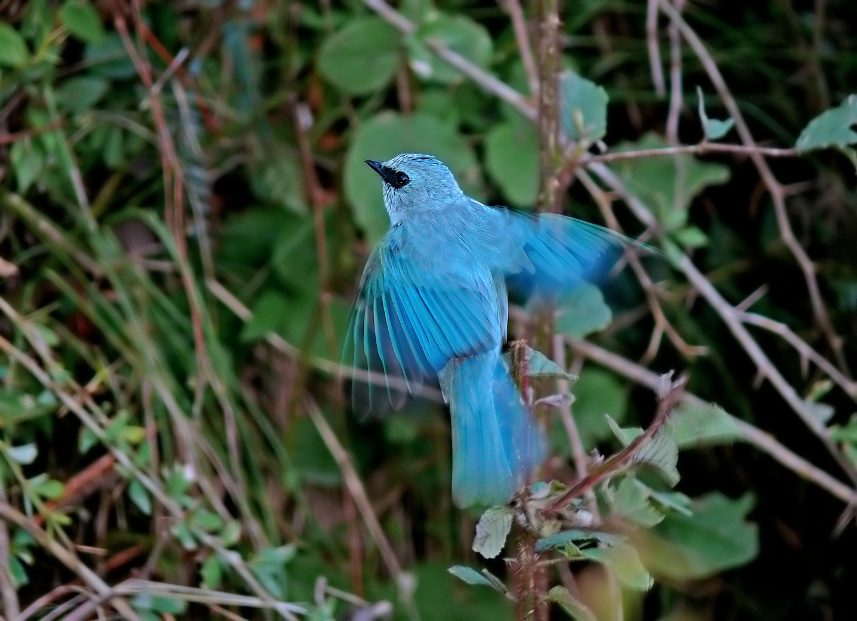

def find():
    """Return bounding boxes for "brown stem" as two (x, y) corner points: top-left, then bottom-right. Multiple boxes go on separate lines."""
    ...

(541, 374), (687, 518)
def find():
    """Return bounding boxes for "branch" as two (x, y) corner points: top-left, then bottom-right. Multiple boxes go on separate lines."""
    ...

(657, 0), (850, 376)
(566, 337), (857, 507)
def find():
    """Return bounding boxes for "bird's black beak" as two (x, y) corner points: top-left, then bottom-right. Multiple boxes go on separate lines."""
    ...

(365, 159), (396, 185)
(365, 160), (385, 176)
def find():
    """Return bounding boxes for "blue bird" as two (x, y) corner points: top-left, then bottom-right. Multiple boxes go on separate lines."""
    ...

(347, 154), (626, 508)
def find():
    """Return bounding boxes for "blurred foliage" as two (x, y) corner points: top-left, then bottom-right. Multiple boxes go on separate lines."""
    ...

(0, 0), (856, 620)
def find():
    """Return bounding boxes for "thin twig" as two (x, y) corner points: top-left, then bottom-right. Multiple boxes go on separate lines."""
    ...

(645, 0), (665, 95)
(363, 0), (534, 120)
(0, 485), (20, 619)
(541, 374), (687, 518)
(566, 336), (857, 506)
(590, 162), (857, 486)
(0, 500), (140, 621)
(304, 399), (411, 598)
(658, 0), (850, 377)
(586, 142), (798, 163)
(503, 0), (538, 97)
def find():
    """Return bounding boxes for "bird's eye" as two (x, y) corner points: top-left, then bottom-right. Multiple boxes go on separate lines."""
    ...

(392, 171), (410, 189)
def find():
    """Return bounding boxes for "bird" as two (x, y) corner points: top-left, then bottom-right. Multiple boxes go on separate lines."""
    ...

(346, 153), (627, 508)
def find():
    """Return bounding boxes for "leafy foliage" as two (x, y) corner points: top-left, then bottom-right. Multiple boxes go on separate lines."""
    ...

(0, 0), (855, 620)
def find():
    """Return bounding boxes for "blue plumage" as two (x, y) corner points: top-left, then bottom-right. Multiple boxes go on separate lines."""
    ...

(346, 154), (625, 507)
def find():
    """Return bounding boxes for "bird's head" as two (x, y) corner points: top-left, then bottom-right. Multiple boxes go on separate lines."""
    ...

(365, 153), (464, 223)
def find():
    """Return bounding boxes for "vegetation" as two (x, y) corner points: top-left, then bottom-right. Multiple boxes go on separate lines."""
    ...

(1, 0), (856, 619)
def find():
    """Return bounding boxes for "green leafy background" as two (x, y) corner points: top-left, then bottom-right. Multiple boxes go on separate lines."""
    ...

(1, 1), (856, 620)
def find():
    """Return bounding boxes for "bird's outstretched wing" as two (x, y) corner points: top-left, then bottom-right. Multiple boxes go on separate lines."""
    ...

(345, 241), (502, 416)
(504, 212), (630, 303)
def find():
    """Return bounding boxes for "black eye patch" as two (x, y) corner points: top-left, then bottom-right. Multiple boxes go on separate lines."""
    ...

(365, 160), (410, 189)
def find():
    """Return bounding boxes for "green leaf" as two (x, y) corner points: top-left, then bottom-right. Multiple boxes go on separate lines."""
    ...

(607, 478), (665, 527)
(8, 555), (29, 588)
(345, 112), (482, 243)
(633, 432), (680, 486)
(128, 479), (152, 516)
(410, 14), (492, 84)
(696, 87), (734, 141)
(606, 416), (679, 486)
(666, 402), (744, 448)
(536, 529), (625, 553)
(635, 492), (758, 580)
(10, 139), (45, 193)
(33, 478), (64, 500)
(612, 133), (730, 231)
(249, 145), (307, 213)
(190, 508), (224, 532)
(547, 585), (597, 621)
(581, 543), (654, 591)
(59, 0), (107, 45)
(796, 94), (857, 168)
(671, 225), (709, 249)
(289, 416), (342, 486)
(554, 282), (613, 338)
(484, 119), (539, 207)
(200, 555), (223, 590)
(472, 506), (514, 559)
(0, 24), (30, 68)
(447, 565), (495, 588)
(84, 33), (137, 79)
(56, 76), (109, 115)
(249, 545), (295, 599)
(317, 17), (400, 95)
(132, 592), (187, 614)
(560, 71), (609, 142)
(648, 489), (693, 516)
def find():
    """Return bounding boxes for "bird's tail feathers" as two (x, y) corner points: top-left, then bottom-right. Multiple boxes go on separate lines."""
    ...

(439, 350), (545, 508)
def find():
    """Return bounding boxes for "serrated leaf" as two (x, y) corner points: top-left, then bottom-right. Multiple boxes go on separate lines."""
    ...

(317, 17), (400, 95)
(412, 14), (492, 84)
(606, 416), (679, 486)
(633, 432), (679, 486)
(607, 478), (665, 527)
(484, 119), (539, 207)
(666, 402), (744, 448)
(344, 112), (482, 243)
(581, 543), (654, 591)
(59, 0), (106, 45)
(696, 87), (734, 141)
(560, 71), (609, 142)
(472, 506), (514, 559)
(554, 282), (612, 338)
(796, 94), (857, 168)
(547, 586), (597, 621)
(0, 24), (29, 68)
(635, 492), (758, 580)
